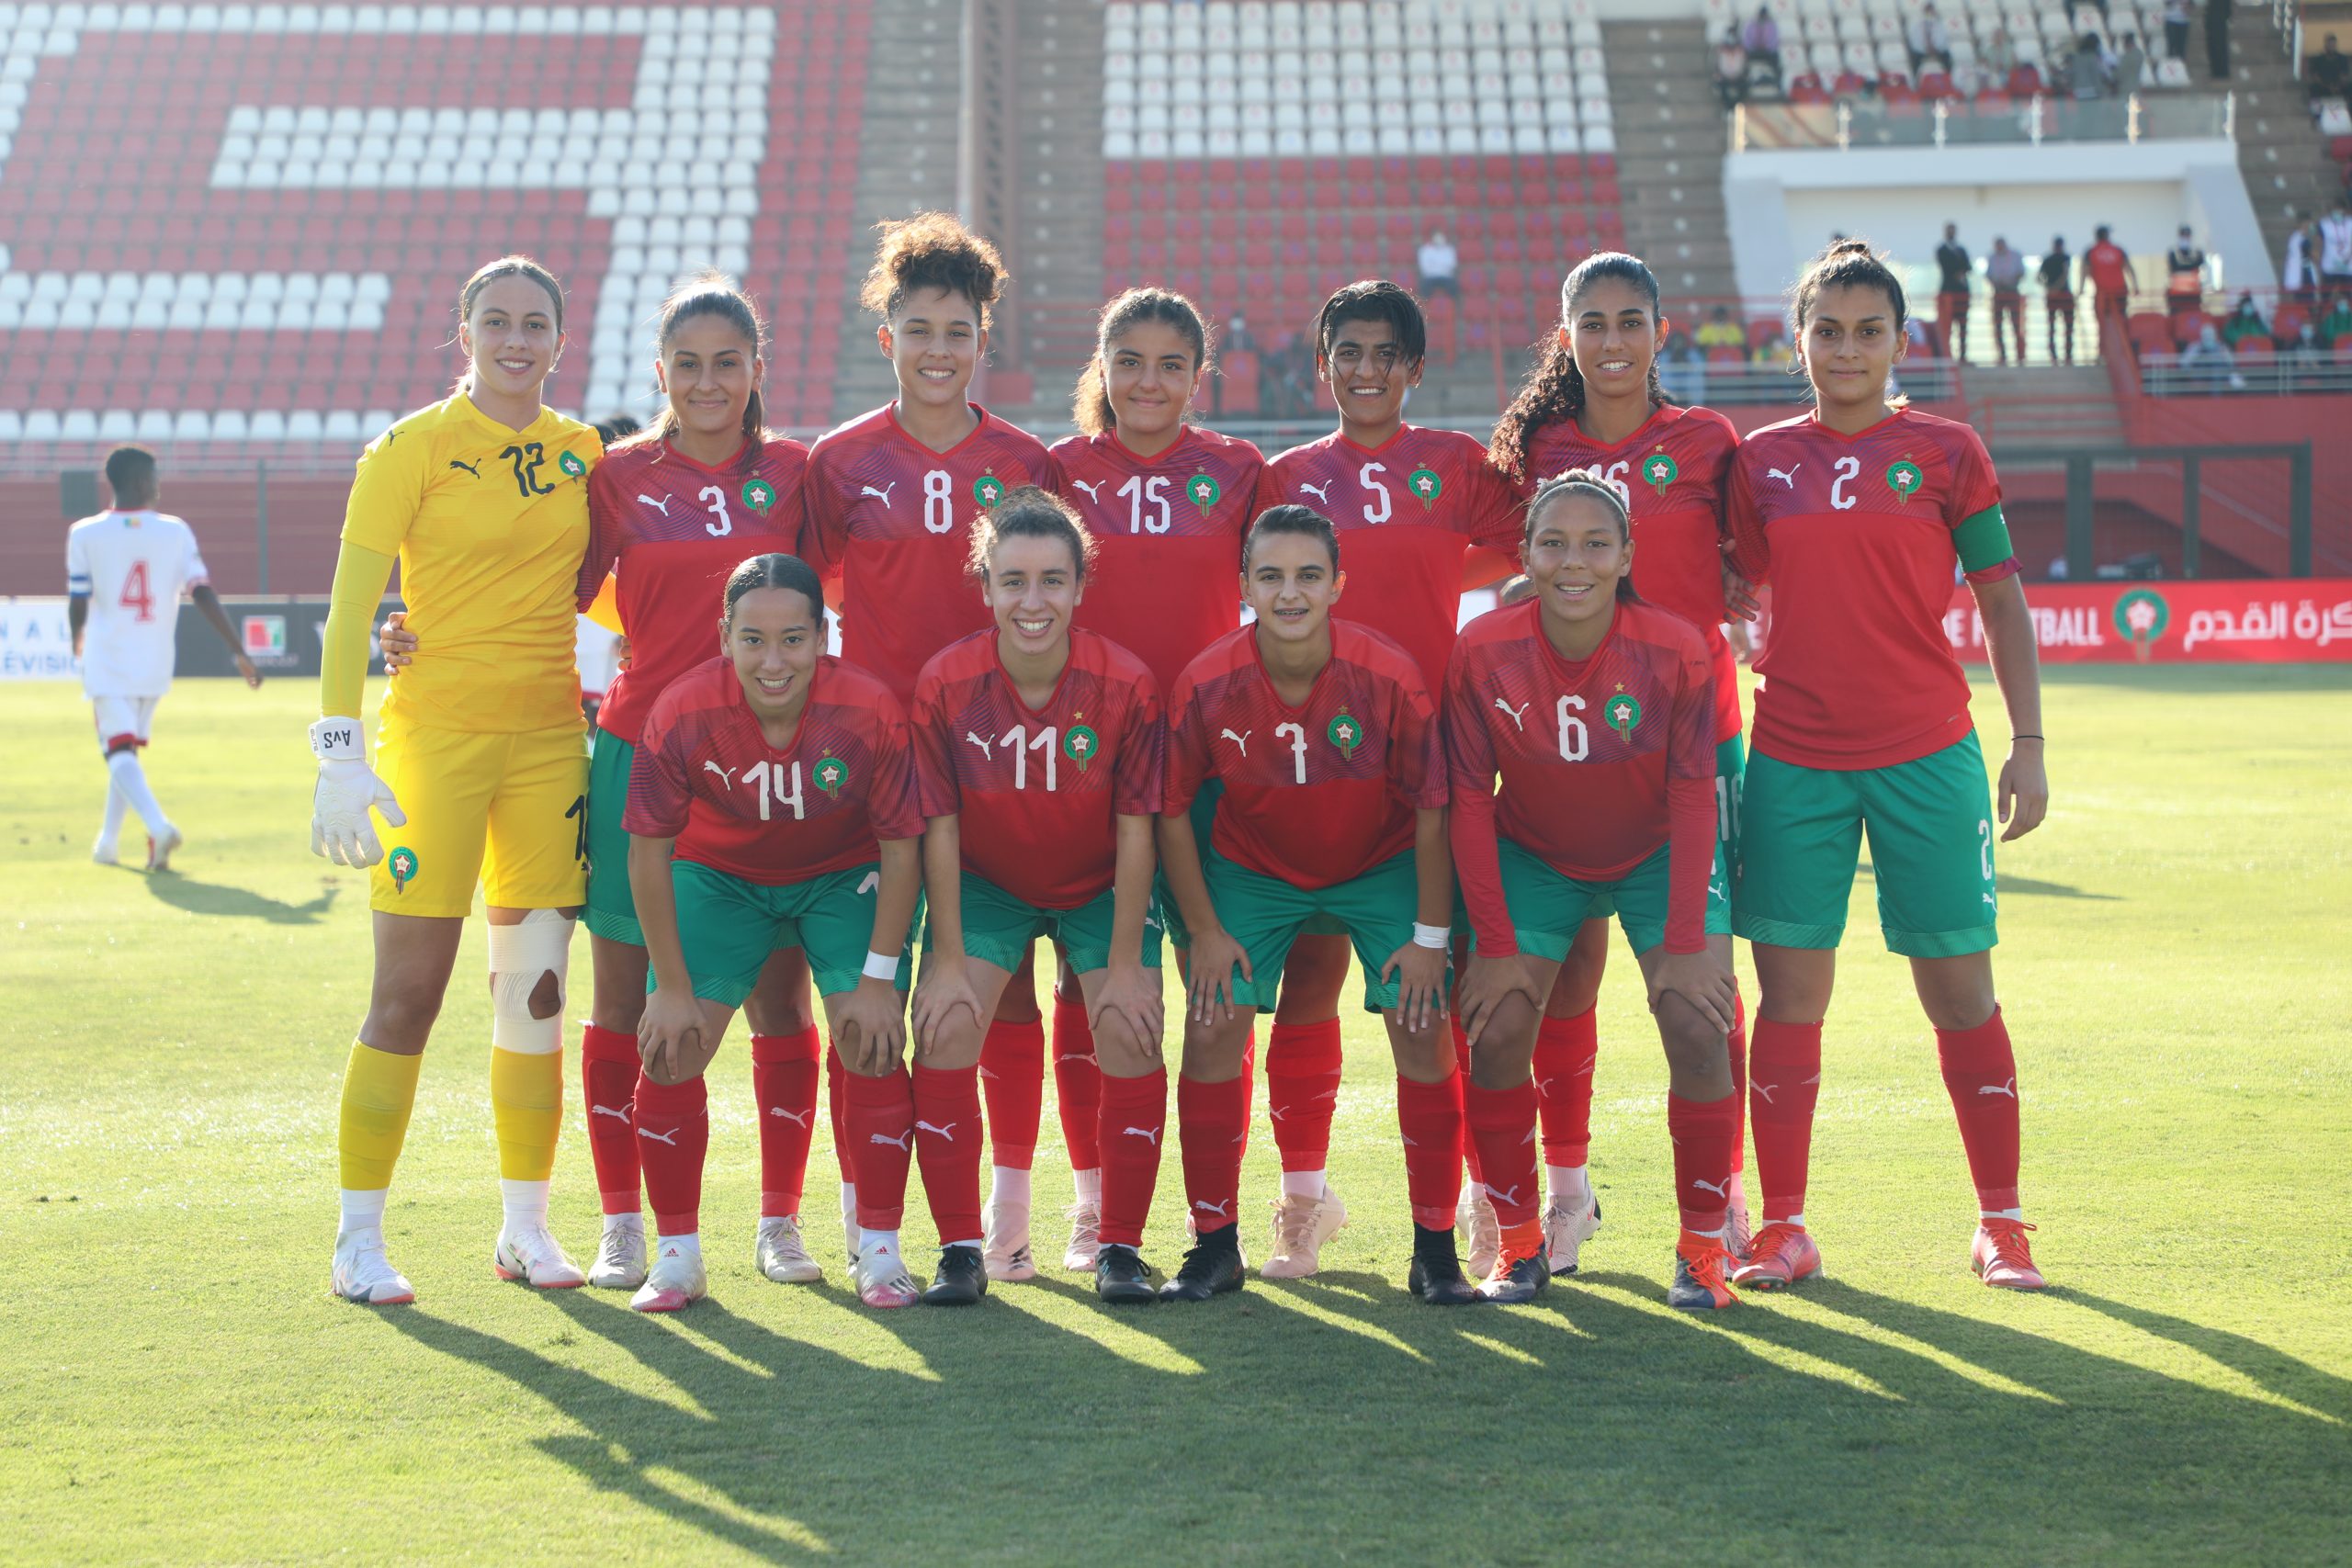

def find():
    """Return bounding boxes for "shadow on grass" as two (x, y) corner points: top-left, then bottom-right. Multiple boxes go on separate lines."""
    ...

(143, 871), (340, 924)
(1857, 863), (2117, 901)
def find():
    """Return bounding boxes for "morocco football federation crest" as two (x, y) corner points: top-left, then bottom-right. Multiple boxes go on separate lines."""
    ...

(1885, 458), (1923, 502)
(2112, 588), (2170, 661)
(1408, 468), (1442, 510)
(1642, 451), (1679, 494)
(742, 478), (776, 513)
(1186, 473), (1221, 515)
(972, 472), (1006, 509)
(388, 846), (419, 893)
(558, 450), (587, 481)
(1063, 718), (1100, 771)
(1327, 706), (1364, 757)
(1604, 692), (1643, 739)
(814, 756), (849, 798)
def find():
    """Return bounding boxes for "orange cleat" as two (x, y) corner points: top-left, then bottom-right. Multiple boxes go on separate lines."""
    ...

(1668, 1230), (1740, 1311)
(1971, 1218), (2046, 1290)
(1730, 1222), (1822, 1291)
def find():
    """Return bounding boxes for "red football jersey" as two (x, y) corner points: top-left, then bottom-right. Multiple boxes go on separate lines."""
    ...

(625, 655), (924, 886)
(910, 627), (1165, 909)
(1446, 598), (1718, 955)
(578, 433), (810, 745)
(1256, 424), (1524, 695)
(1049, 425), (1265, 694)
(803, 403), (1053, 705)
(1167, 621), (1446, 890)
(1522, 404), (1744, 744)
(1725, 408), (2016, 771)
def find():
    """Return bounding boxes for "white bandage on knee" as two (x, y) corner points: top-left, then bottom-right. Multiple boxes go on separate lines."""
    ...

(487, 908), (575, 1055)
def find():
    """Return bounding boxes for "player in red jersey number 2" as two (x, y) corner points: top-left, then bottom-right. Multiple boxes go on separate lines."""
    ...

(1724, 242), (2051, 1293)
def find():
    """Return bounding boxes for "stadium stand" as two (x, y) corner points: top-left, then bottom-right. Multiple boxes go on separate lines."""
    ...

(1704, 0), (2196, 102)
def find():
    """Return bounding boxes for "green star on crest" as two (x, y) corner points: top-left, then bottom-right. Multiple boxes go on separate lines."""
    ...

(1062, 723), (1101, 770)
(742, 479), (776, 513)
(1605, 694), (1643, 739)
(814, 756), (849, 797)
(973, 473), (1006, 509)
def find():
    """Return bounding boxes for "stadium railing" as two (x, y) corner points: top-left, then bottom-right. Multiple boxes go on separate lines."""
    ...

(1732, 92), (2234, 152)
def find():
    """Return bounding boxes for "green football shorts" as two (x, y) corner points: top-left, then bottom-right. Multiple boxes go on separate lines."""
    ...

(666, 859), (908, 1006)
(1459, 838), (1731, 962)
(928, 869), (1164, 976)
(1201, 847), (1432, 1012)
(1733, 731), (1999, 957)
(583, 727), (642, 945)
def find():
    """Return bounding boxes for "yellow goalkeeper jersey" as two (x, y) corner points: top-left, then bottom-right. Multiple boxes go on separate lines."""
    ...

(342, 393), (603, 733)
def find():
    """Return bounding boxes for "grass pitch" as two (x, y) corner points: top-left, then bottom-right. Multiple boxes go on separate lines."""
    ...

(2, 667), (2348, 1566)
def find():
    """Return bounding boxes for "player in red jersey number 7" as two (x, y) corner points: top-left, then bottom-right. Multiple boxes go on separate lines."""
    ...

(1449, 474), (1745, 1309)
(1724, 242), (2051, 1293)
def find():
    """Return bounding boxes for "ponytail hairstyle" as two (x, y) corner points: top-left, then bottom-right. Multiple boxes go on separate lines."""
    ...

(452, 254), (564, 392)
(966, 485), (1099, 584)
(1245, 502), (1341, 571)
(860, 211), (1007, 326)
(1526, 468), (1640, 602)
(1789, 237), (1910, 403)
(1489, 252), (1668, 485)
(721, 552), (828, 633)
(1314, 277), (1427, 367)
(1072, 288), (1213, 437)
(645, 271), (769, 447)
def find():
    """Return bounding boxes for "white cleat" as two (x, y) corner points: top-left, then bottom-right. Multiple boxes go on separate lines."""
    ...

(755, 1215), (824, 1284)
(983, 1200), (1038, 1282)
(630, 1239), (708, 1313)
(146, 824), (183, 873)
(588, 1218), (647, 1290)
(1261, 1190), (1348, 1280)
(1458, 1187), (1502, 1281)
(1062, 1201), (1102, 1271)
(854, 1243), (921, 1309)
(92, 836), (120, 866)
(493, 1223), (587, 1289)
(332, 1228), (415, 1305)
(1543, 1191), (1603, 1276)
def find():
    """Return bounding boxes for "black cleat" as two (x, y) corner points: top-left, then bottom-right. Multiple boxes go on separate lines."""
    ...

(1094, 1243), (1159, 1304)
(1160, 1224), (1247, 1302)
(1478, 1249), (1552, 1304)
(920, 1244), (988, 1306)
(1408, 1223), (1480, 1305)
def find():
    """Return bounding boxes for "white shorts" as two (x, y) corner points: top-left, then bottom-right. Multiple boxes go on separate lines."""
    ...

(93, 694), (161, 750)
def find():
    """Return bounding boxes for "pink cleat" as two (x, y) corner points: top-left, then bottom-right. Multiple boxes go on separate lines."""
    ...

(1971, 1219), (2047, 1291)
(854, 1243), (922, 1309)
(1731, 1222), (1822, 1292)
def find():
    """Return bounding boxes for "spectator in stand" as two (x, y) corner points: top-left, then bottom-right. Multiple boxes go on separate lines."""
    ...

(1225, 310), (1256, 358)
(2316, 292), (2352, 347)
(1936, 222), (1974, 363)
(2067, 33), (2109, 96)
(1749, 325), (1793, 367)
(2206, 0), (2233, 81)
(1742, 5), (1783, 88)
(1695, 303), (1747, 356)
(2280, 321), (2327, 385)
(1716, 27), (1750, 108)
(1984, 25), (2019, 83)
(1985, 237), (2028, 364)
(2086, 223), (2132, 349)
(1908, 3), (1954, 73)
(2319, 201), (2352, 295)
(2038, 236), (2077, 364)
(2311, 36), (2349, 103)
(2219, 291), (2271, 347)
(2163, 0), (2192, 67)
(2283, 220), (2317, 306)
(1659, 327), (1709, 404)
(2165, 224), (2208, 318)
(2177, 321), (2243, 389)
(2114, 31), (2148, 92)
(1417, 231), (1460, 307)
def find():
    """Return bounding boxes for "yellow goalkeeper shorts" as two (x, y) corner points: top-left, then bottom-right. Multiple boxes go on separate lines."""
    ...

(368, 716), (589, 918)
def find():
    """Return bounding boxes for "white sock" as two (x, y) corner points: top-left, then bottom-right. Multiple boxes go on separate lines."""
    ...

(339, 1187), (388, 1237)
(1464, 1180), (1488, 1202)
(859, 1228), (902, 1263)
(604, 1211), (643, 1235)
(107, 749), (169, 838)
(1781, 1212), (1806, 1230)
(944, 1236), (983, 1251)
(1982, 1206), (2025, 1222)
(989, 1166), (1032, 1208)
(1546, 1164), (1591, 1209)
(1280, 1168), (1329, 1200)
(500, 1177), (550, 1229)
(654, 1231), (701, 1256)
(840, 1179), (858, 1219)
(1072, 1167), (1102, 1204)
(97, 779), (129, 850)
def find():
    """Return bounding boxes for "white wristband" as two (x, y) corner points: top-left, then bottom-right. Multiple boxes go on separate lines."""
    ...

(309, 716), (364, 761)
(862, 951), (900, 982)
(1412, 921), (1450, 951)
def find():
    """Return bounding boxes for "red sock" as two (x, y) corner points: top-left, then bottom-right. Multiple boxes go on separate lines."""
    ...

(631, 1072), (708, 1237)
(1749, 1019), (1824, 1224)
(1177, 1072), (1250, 1232)
(580, 1023), (643, 1215)
(1396, 1072), (1466, 1229)
(1937, 1007), (2021, 1212)
(1668, 1090), (1741, 1233)
(1532, 1006), (1599, 1167)
(1097, 1068), (1168, 1248)
(826, 1044), (854, 1180)
(1265, 1018), (1343, 1171)
(978, 1017), (1045, 1170)
(842, 1066), (914, 1231)
(1452, 1017), (1485, 1187)
(1053, 991), (1102, 1170)
(1463, 1077), (1540, 1226)
(911, 1065), (985, 1246)
(1727, 990), (1749, 1177)
(751, 1027), (820, 1219)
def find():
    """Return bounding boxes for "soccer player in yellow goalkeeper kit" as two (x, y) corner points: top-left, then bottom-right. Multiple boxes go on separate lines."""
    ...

(311, 256), (605, 1304)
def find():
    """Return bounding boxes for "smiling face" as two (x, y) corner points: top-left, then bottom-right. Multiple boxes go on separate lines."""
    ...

(459, 274), (564, 403)
(1564, 273), (1664, 408)
(1244, 528), (1343, 649)
(982, 533), (1084, 660)
(725, 584), (824, 723)
(1104, 319), (1204, 446)
(1797, 281), (1906, 418)
(658, 313), (762, 443)
(1319, 315), (1422, 430)
(1524, 491), (1632, 635)
(880, 286), (984, 412)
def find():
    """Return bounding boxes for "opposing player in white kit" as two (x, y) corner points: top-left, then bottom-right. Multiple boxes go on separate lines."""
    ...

(66, 446), (261, 869)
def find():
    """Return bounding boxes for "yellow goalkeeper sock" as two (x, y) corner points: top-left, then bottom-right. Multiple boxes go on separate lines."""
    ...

(339, 1040), (422, 1191)
(490, 1046), (563, 1183)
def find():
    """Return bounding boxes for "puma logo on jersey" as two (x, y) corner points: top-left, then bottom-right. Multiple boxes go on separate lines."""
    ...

(447, 459), (481, 477)
(767, 1106), (813, 1127)
(861, 483), (897, 507)
(1122, 1125), (1161, 1145)
(1768, 464), (1804, 489)
(703, 761), (736, 787)
(591, 1103), (632, 1122)
(1690, 1177), (1730, 1198)
(868, 1129), (913, 1151)
(1071, 479), (1104, 502)
(1297, 480), (1332, 502)
(636, 1126), (679, 1146)
(638, 493), (673, 517)
(1977, 1077), (2018, 1099)
(1494, 697), (1531, 731)
(965, 731), (994, 757)
(915, 1120), (958, 1141)
(1220, 728), (1251, 755)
